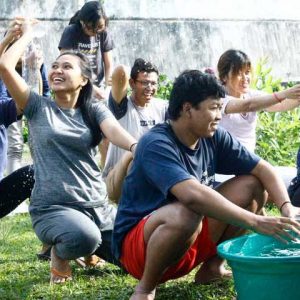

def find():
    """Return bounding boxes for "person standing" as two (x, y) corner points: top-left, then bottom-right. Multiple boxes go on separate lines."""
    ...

(58, 0), (114, 100)
(58, 1), (115, 168)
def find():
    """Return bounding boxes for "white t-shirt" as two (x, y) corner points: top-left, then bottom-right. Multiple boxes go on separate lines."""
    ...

(102, 95), (168, 178)
(219, 89), (265, 153)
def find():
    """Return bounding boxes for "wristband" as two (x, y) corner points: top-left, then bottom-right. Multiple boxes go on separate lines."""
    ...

(273, 92), (284, 103)
(279, 201), (291, 213)
(129, 142), (138, 152)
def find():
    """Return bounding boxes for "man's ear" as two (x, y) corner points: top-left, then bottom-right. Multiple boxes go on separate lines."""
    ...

(129, 78), (134, 89)
(183, 102), (192, 117)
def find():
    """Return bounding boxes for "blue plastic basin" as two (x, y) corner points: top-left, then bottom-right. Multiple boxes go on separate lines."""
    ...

(217, 233), (300, 300)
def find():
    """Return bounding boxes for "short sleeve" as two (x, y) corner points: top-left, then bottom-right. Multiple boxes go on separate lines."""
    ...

(99, 30), (114, 53)
(58, 25), (77, 50)
(215, 128), (260, 175)
(140, 137), (192, 196)
(221, 96), (233, 114)
(92, 101), (114, 125)
(108, 92), (128, 120)
(23, 91), (44, 119)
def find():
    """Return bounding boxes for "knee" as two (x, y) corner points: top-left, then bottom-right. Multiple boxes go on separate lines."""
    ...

(56, 228), (102, 260)
(167, 204), (201, 236)
(243, 175), (267, 209)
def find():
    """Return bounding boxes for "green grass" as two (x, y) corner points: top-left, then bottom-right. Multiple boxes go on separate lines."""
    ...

(0, 214), (237, 300)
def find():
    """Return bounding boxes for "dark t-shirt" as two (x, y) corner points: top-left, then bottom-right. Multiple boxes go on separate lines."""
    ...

(112, 123), (260, 259)
(58, 22), (114, 86)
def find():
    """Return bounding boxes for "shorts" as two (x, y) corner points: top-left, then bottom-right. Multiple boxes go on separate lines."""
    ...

(120, 216), (217, 283)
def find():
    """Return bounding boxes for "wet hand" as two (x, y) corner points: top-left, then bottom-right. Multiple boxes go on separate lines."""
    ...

(6, 17), (24, 42)
(20, 18), (39, 35)
(253, 215), (300, 243)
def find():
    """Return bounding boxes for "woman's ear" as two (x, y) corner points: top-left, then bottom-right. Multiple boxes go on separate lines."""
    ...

(81, 77), (88, 87)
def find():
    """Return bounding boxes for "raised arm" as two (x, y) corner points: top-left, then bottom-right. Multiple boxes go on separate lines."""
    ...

(224, 84), (300, 114)
(111, 65), (130, 104)
(0, 19), (22, 56)
(0, 19), (35, 110)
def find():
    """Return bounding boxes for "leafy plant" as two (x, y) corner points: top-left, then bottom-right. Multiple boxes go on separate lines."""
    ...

(157, 74), (173, 100)
(253, 57), (300, 166)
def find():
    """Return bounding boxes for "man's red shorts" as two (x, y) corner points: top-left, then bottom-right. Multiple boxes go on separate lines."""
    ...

(120, 216), (217, 283)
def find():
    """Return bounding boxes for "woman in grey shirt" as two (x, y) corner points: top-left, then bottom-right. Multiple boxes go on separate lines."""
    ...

(0, 19), (137, 284)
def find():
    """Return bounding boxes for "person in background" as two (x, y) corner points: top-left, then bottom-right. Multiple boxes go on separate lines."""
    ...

(0, 19), (35, 216)
(215, 49), (300, 187)
(58, 0), (113, 100)
(102, 59), (168, 202)
(58, 0), (114, 169)
(112, 70), (300, 300)
(0, 19), (137, 284)
(217, 49), (300, 153)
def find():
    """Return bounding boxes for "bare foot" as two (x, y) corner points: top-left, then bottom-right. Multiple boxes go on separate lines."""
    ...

(194, 257), (232, 284)
(129, 285), (156, 300)
(50, 247), (72, 284)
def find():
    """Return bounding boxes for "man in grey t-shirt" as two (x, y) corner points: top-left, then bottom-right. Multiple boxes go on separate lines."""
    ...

(103, 59), (168, 202)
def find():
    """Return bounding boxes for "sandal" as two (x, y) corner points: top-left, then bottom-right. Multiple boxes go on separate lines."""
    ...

(50, 267), (72, 284)
(75, 254), (106, 269)
(37, 245), (51, 261)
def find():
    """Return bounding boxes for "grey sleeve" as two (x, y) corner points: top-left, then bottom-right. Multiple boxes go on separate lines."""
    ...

(23, 91), (43, 119)
(92, 101), (114, 125)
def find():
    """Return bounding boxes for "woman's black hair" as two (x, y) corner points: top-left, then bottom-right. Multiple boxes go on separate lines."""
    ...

(217, 49), (251, 84)
(57, 51), (102, 147)
(69, 1), (109, 28)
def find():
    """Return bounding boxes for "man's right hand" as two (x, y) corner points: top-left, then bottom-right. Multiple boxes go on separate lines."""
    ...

(252, 215), (300, 243)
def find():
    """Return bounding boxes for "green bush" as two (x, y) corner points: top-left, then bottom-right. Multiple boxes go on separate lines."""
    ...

(253, 57), (299, 166)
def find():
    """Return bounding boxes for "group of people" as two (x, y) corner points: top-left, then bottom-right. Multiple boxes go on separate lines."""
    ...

(1, 1), (300, 299)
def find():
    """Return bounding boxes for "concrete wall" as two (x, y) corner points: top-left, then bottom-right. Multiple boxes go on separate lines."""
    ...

(0, 0), (299, 81)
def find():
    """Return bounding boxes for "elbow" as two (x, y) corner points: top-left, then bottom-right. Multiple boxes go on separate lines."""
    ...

(0, 59), (8, 74)
(245, 101), (258, 112)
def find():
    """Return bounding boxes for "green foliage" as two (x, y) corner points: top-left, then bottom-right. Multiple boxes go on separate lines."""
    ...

(1, 214), (236, 299)
(22, 118), (29, 144)
(252, 57), (299, 166)
(256, 110), (300, 166)
(157, 74), (173, 100)
(251, 57), (283, 93)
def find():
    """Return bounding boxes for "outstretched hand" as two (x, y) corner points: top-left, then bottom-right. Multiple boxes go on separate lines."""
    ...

(279, 84), (300, 101)
(252, 214), (300, 243)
